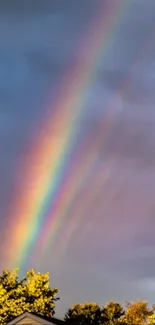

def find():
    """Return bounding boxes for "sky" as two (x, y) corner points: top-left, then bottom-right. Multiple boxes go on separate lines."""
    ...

(1, 0), (155, 318)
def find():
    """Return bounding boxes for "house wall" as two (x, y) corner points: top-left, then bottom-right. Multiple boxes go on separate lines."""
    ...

(15, 317), (43, 325)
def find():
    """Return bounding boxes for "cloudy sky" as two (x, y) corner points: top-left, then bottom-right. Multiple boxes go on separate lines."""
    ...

(1, 0), (155, 318)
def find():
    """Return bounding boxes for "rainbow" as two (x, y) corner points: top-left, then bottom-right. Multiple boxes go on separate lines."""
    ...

(4, 1), (131, 271)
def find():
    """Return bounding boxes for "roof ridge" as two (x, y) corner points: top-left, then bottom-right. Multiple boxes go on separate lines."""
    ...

(6, 312), (66, 325)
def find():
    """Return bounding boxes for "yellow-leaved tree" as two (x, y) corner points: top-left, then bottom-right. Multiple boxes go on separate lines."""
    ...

(64, 302), (125, 325)
(64, 302), (101, 325)
(101, 301), (125, 325)
(124, 300), (153, 325)
(148, 314), (155, 325)
(0, 269), (59, 325)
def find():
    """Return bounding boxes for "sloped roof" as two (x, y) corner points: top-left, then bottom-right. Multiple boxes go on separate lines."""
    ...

(7, 312), (66, 325)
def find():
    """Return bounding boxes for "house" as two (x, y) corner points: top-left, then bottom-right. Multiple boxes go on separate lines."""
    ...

(6, 312), (66, 325)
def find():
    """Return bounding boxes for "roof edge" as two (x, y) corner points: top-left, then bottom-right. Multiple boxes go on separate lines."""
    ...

(7, 312), (61, 325)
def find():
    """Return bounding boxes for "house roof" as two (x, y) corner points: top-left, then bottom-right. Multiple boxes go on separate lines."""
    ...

(7, 312), (66, 325)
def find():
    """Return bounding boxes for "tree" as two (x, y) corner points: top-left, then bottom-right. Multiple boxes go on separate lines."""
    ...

(148, 314), (155, 325)
(64, 303), (102, 325)
(0, 269), (59, 325)
(101, 301), (125, 325)
(124, 300), (153, 325)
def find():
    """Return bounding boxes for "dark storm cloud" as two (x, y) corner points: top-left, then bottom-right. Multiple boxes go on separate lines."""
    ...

(0, 0), (97, 16)
(0, 0), (100, 268)
(105, 107), (155, 169)
(0, 0), (98, 45)
(24, 50), (67, 76)
(113, 250), (155, 281)
(86, 0), (155, 170)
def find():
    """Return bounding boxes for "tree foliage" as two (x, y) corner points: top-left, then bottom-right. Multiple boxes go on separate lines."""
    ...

(1, 268), (155, 325)
(124, 300), (153, 325)
(148, 314), (155, 325)
(64, 302), (125, 325)
(102, 301), (125, 325)
(0, 269), (59, 325)
(65, 301), (155, 325)
(64, 302), (101, 325)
